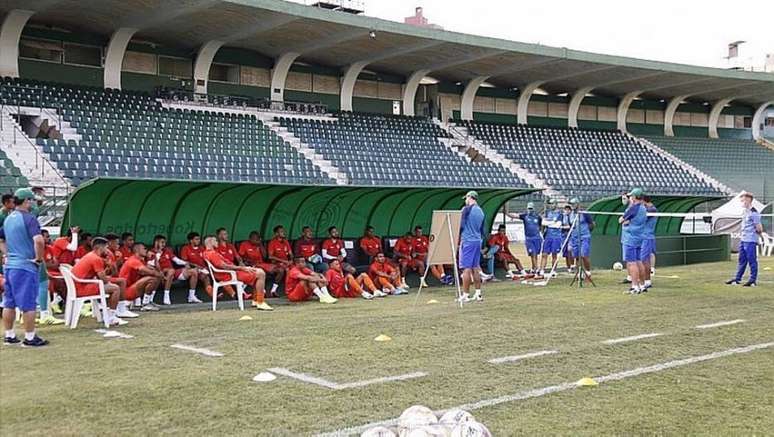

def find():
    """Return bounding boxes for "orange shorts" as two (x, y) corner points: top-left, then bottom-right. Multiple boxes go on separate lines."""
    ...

(286, 283), (312, 302)
(75, 282), (101, 297)
(215, 270), (256, 284)
(124, 283), (141, 301)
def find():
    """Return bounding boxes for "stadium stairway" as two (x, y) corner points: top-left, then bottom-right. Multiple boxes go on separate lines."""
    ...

(443, 120), (564, 200)
(258, 113), (349, 185)
(632, 135), (733, 195)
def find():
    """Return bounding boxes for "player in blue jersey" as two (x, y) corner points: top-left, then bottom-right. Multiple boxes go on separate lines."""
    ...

(568, 198), (595, 281)
(619, 188), (648, 294)
(459, 191), (486, 302)
(640, 196), (658, 290)
(561, 204), (575, 272)
(540, 199), (563, 277)
(726, 192), (762, 287)
(519, 202), (543, 274)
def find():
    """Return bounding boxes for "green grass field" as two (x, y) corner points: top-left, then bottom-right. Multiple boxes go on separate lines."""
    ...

(1, 255), (772, 436)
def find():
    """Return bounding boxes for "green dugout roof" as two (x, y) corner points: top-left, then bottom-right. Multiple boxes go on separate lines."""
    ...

(588, 195), (725, 236)
(62, 178), (538, 246)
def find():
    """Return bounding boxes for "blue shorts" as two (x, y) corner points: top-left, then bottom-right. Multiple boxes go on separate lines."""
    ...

(571, 237), (591, 258)
(2, 268), (39, 312)
(543, 236), (562, 254)
(525, 237), (543, 255)
(623, 244), (641, 263)
(459, 240), (482, 269)
(562, 234), (570, 257)
(640, 238), (655, 262)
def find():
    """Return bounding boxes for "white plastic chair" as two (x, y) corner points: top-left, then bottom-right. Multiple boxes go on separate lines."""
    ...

(206, 261), (245, 312)
(59, 265), (110, 329)
(760, 232), (774, 257)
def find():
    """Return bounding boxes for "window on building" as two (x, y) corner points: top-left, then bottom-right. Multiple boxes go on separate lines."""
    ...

(63, 43), (102, 67)
(19, 37), (63, 63)
(209, 63), (240, 83)
(122, 51), (157, 74)
(158, 56), (193, 78)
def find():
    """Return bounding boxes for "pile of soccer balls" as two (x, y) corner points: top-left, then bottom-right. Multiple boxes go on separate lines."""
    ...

(361, 405), (492, 436)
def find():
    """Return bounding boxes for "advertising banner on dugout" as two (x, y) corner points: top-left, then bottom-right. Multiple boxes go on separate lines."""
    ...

(427, 210), (461, 265)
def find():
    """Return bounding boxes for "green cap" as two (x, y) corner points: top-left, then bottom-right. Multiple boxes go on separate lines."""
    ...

(627, 188), (644, 198)
(569, 197), (580, 205)
(463, 190), (479, 200)
(527, 202), (535, 209)
(14, 188), (36, 201)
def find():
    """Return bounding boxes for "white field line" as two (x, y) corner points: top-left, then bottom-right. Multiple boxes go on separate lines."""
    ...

(602, 333), (662, 345)
(695, 319), (745, 330)
(316, 341), (774, 436)
(268, 367), (427, 390)
(488, 350), (559, 364)
(170, 344), (224, 357)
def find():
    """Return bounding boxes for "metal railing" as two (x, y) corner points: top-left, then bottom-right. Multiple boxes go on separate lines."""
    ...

(158, 88), (329, 115)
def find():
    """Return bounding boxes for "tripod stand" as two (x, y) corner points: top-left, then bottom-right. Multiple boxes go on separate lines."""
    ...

(567, 211), (596, 289)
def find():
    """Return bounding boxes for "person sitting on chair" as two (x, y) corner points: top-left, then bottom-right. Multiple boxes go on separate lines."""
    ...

(203, 235), (272, 311)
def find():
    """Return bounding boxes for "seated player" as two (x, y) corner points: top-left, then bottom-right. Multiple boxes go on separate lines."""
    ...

(73, 232), (93, 263)
(36, 230), (64, 325)
(42, 229), (65, 314)
(179, 232), (214, 297)
(485, 224), (524, 278)
(203, 235), (272, 311)
(359, 226), (382, 263)
(147, 235), (201, 305)
(52, 226), (79, 266)
(368, 252), (407, 296)
(540, 199), (563, 277)
(119, 232), (134, 260)
(294, 226), (328, 273)
(267, 225), (293, 274)
(411, 225), (448, 286)
(103, 233), (130, 316)
(393, 232), (422, 289)
(119, 242), (164, 313)
(285, 255), (337, 304)
(238, 231), (281, 297)
(325, 258), (378, 299)
(70, 237), (128, 326)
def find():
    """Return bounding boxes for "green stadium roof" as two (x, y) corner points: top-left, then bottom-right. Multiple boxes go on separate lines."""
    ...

(6, 0), (774, 105)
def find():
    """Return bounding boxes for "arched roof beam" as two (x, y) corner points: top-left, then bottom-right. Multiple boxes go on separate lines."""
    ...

(402, 69), (431, 116)
(567, 86), (594, 128)
(193, 40), (225, 95)
(270, 51), (300, 102)
(708, 98), (734, 139)
(460, 76), (490, 120)
(752, 101), (773, 141)
(103, 27), (137, 90)
(617, 91), (642, 133)
(0, 10), (34, 78)
(664, 95), (690, 136)
(517, 81), (545, 125)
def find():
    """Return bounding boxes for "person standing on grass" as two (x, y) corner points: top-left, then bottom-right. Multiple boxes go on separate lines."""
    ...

(1, 188), (48, 347)
(519, 202), (543, 274)
(640, 196), (658, 290)
(726, 191), (762, 287)
(619, 188), (647, 295)
(459, 190), (486, 303)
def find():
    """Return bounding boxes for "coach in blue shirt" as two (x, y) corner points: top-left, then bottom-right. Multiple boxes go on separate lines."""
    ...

(640, 196), (658, 289)
(620, 188), (648, 294)
(569, 198), (595, 279)
(459, 191), (485, 302)
(519, 202), (543, 274)
(1, 188), (48, 347)
(726, 192), (762, 287)
(541, 199), (563, 276)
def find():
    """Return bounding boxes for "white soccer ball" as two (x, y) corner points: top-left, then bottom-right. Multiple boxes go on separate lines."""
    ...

(450, 421), (492, 437)
(361, 426), (397, 437)
(612, 262), (624, 271)
(399, 405), (438, 434)
(439, 409), (474, 427)
(404, 424), (450, 437)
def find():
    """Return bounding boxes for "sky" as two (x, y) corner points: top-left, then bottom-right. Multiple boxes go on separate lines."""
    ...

(297, 0), (773, 70)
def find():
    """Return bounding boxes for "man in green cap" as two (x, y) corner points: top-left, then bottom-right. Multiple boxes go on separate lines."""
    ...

(1, 188), (48, 346)
(458, 190), (486, 302)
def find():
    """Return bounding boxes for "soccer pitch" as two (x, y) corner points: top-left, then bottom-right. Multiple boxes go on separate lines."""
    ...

(1, 256), (772, 436)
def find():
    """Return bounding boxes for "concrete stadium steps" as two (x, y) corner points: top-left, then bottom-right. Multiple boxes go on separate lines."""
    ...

(443, 120), (563, 200)
(0, 106), (71, 188)
(632, 135), (733, 196)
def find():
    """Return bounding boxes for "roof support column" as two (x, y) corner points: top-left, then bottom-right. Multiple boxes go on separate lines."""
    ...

(193, 40), (224, 95)
(460, 76), (489, 121)
(708, 98), (733, 139)
(567, 86), (594, 128)
(752, 101), (773, 141)
(664, 95), (689, 136)
(270, 52), (300, 102)
(0, 9), (34, 78)
(103, 27), (137, 90)
(517, 81), (544, 125)
(340, 61), (368, 112)
(402, 69), (429, 117)
(617, 91), (641, 133)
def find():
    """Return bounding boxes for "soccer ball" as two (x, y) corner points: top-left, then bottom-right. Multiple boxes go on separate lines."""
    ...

(361, 426), (396, 437)
(450, 421), (492, 437)
(404, 424), (449, 437)
(398, 405), (438, 435)
(439, 409), (474, 427)
(612, 262), (623, 271)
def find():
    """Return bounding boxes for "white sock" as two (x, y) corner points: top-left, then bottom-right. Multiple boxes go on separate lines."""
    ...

(5, 330), (15, 339)
(460, 292), (469, 299)
(270, 283), (278, 294)
(473, 289), (481, 297)
(108, 309), (116, 318)
(149, 291), (156, 302)
(117, 301), (128, 313)
(320, 286), (333, 297)
(52, 294), (62, 305)
(188, 289), (196, 299)
(142, 294), (151, 305)
(24, 331), (36, 341)
(626, 275), (632, 281)
(39, 309), (50, 319)
(164, 290), (171, 298)
(644, 279), (652, 286)
(134, 298), (142, 306)
(312, 287), (324, 298)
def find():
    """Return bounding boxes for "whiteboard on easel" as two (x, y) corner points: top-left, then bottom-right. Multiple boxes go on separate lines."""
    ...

(427, 210), (462, 265)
